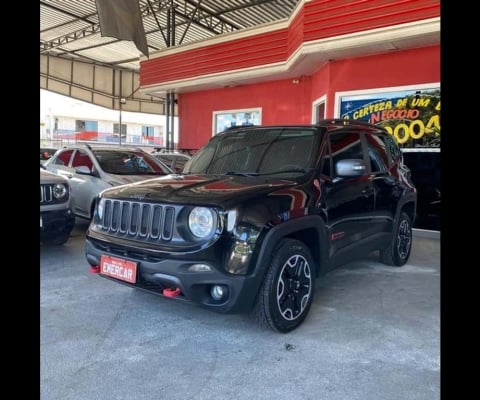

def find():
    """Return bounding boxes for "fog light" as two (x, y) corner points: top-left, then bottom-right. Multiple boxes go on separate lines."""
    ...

(211, 285), (229, 301)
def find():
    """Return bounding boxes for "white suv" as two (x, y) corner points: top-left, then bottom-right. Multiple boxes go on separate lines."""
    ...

(44, 144), (173, 219)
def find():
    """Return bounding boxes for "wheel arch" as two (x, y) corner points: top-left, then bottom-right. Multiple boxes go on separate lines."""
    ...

(254, 215), (328, 279)
(401, 201), (416, 225)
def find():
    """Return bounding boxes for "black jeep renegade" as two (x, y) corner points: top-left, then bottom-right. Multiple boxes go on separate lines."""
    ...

(85, 120), (416, 332)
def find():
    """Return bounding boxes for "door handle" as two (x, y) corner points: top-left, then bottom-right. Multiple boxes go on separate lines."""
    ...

(67, 174), (73, 179)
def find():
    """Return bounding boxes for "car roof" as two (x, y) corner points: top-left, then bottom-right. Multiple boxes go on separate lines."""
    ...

(220, 119), (386, 133)
(61, 144), (148, 152)
(153, 152), (190, 158)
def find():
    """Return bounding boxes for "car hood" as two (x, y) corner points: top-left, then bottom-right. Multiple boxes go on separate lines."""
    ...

(107, 173), (165, 185)
(40, 168), (68, 184)
(101, 174), (302, 208)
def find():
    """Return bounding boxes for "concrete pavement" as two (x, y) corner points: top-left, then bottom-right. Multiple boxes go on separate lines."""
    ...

(40, 219), (440, 400)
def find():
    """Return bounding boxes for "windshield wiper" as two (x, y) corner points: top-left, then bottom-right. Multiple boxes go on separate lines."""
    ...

(225, 171), (259, 177)
(257, 168), (311, 176)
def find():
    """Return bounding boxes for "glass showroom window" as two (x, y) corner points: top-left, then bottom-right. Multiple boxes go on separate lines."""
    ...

(213, 108), (261, 135)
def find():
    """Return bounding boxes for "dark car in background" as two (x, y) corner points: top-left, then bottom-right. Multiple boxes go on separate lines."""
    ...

(40, 166), (75, 245)
(85, 120), (416, 332)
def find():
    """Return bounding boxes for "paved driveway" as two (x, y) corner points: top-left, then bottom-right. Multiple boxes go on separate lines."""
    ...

(41, 220), (440, 400)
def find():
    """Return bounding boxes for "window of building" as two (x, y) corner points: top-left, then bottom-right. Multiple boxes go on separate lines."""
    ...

(113, 123), (127, 137)
(142, 126), (154, 137)
(213, 108), (261, 135)
(75, 120), (98, 131)
(312, 95), (326, 123)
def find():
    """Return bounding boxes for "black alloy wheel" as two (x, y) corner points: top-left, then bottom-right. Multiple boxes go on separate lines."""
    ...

(252, 238), (315, 333)
(380, 211), (412, 266)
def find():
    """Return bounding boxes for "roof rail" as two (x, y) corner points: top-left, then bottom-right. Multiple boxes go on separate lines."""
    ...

(321, 119), (391, 134)
(321, 118), (376, 126)
(75, 141), (141, 150)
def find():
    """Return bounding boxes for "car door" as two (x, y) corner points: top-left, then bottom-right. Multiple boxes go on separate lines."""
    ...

(321, 130), (375, 261)
(68, 149), (108, 218)
(364, 133), (402, 237)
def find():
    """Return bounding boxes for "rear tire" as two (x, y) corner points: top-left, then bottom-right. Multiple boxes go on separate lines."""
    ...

(252, 239), (315, 333)
(380, 211), (412, 266)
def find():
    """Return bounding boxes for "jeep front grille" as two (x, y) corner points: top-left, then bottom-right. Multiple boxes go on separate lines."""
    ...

(99, 199), (176, 242)
(40, 184), (66, 205)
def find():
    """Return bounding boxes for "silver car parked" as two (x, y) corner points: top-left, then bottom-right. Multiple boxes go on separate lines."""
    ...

(151, 150), (191, 173)
(44, 144), (173, 219)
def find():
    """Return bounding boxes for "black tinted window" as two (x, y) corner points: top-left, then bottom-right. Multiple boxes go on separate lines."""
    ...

(365, 134), (389, 172)
(185, 128), (319, 175)
(384, 134), (402, 163)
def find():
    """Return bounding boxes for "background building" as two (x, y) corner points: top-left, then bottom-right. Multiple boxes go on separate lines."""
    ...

(40, 90), (178, 148)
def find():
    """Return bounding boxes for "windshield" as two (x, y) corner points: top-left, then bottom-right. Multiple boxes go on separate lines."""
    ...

(93, 150), (171, 175)
(184, 128), (320, 175)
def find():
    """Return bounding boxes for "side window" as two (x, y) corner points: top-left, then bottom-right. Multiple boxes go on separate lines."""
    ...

(383, 134), (402, 163)
(321, 137), (332, 177)
(330, 131), (363, 178)
(365, 134), (389, 172)
(71, 150), (93, 172)
(52, 150), (74, 166)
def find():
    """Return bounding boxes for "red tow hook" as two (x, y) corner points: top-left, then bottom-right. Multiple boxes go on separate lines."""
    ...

(163, 288), (182, 297)
(89, 266), (101, 274)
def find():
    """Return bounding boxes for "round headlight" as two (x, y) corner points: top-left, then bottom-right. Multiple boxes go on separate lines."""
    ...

(53, 183), (68, 199)
(188, 207), (215, 238)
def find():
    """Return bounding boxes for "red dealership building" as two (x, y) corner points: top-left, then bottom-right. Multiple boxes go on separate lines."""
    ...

(138, 0), (440, 229)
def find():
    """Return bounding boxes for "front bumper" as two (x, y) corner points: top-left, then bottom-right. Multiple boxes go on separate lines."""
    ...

(85, 237), (262, 314)
(40, 209), (75, 238)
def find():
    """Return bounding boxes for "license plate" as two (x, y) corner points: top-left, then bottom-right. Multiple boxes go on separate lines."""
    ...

(100, 255), (137, 284)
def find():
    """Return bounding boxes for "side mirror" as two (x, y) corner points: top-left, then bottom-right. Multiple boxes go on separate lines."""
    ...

(335, 159), (366, 177)
(75, 166), (91, 175)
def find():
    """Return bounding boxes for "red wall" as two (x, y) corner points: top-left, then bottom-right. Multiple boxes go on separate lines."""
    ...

(141, 0), (439, 86)
(178, 45), (440, 150)
(316, 45), (440, 119)
(178, 78), (312, 150)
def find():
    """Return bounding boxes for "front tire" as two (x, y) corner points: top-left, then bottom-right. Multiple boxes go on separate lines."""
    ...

(252, 239), (315, 333)
(380, 211), (412, 266)
(42, 233), (70, 246)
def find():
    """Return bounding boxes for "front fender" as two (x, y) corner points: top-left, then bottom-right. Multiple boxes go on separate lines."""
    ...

(239, 215), (328, 311)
